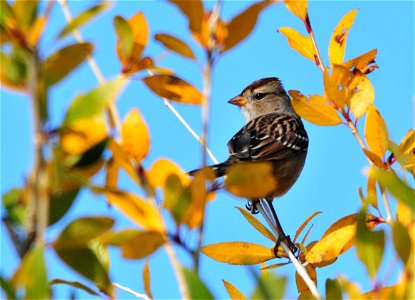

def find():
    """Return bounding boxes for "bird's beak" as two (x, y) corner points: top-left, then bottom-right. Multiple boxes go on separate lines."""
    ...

(228, 95), (248, 106)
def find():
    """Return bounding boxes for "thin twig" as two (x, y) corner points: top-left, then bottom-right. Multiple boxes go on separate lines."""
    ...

(256, 201), (321, 299)
(57, 0), (123, 134)
(112, 282), (151, 300)
(164, 244), (190, 299)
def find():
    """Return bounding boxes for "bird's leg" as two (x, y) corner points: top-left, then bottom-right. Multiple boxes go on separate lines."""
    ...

(266, 199), (297, 257)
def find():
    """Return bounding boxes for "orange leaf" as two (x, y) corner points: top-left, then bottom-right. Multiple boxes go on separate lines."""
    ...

(222, 1), (270, 52)
(155, 33), (195, 59)
(343, 49), (378, 74)
(121, 108), (150, 163)
(121, 231), (166, 259)
(28, 16), (47, 47)
(295, 264), (317, 294)
(362, 148), (383, 167)
(284, 0), (308, 22)
(225, 162), (276, 199)
(236, 207), (277, 243)
(143, 260), (153, 299)
(182, 167), (216, 229)
(201, 242), (275, 265)
(107, 138), (140, 185)
(107, 191), (165, 232)
(105, 158), (118, 190)
(348, 71), (375, 119)
(143, 74), (202, 105)
(278, 27), (316, 62)
(364, 105), (388, 158)
(169, 0), (204, 35)
(293, 211), (321, 243)
(328, 9), (358, 65)
(400, 129), (415, 154)
(147, 158), (190, 188)
(223, 280), (248, 300)
(290, 90), (342, 126)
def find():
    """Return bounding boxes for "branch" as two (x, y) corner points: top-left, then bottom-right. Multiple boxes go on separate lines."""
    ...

(256, 201), (321, 299)
(112, 282), (151, 300)
(57, 0), (123, 134)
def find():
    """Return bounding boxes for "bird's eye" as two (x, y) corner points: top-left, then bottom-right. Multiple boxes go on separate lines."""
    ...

(254, 93), (266, 100)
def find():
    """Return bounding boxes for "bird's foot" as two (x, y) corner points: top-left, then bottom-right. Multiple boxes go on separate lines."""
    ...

(246, 201), (259, 214)
(273, 235), (298, 259)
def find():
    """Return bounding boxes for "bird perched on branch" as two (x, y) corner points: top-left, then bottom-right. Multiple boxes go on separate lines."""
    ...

(189, 77), (309, 253)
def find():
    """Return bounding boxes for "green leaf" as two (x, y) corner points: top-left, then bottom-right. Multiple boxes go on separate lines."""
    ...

(43, 42), (94, 87)
(356, 210), (384, 278)
(13, 245), (50, 299)
(49, 279), (99, 296)
(0, 49), (28, 92)
(251, 271), (287, 300)
(0, 274), (17, 300)
(55, 216), (114, 247)
(373, 168), (415, 210)
(2, 187), (26, 226)
(164, 174), (191, 224)
(12, 0), (38, 30)
(0, 0), (15, 28)
(325, 278), (343, 300)
(392, 220), (411, 264)
(58, 3), (111, 39)
(54, 246), (112, 295)
(49, 188), (79, 226)
(64, 76), (127, 125)
(114, 15), (134, 59)
(236, 206), (277, 242)
(182, 268), (214, 300)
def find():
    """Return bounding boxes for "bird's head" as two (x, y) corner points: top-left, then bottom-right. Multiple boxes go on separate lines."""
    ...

(228, 77), (297, 122)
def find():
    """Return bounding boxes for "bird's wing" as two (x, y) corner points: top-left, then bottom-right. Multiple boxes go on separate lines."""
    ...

(227, 113), (308, 161)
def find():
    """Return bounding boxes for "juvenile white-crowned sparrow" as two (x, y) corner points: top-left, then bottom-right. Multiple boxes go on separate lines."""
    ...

(190, 77), (309, 252)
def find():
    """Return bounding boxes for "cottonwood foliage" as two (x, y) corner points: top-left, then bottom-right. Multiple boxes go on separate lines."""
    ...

(1, 0), (413, 299)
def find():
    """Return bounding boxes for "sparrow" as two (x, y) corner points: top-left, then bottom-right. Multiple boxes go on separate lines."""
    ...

(190, 77), (309, 253)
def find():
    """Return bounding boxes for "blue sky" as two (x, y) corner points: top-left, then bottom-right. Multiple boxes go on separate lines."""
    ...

(1, 1), (414, 299)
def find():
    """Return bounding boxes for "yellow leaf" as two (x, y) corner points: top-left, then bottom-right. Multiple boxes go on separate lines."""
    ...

(364, 105), (389, 158)
(293, 211), (321, 243)
(348, 71), (375, 119)
(147, 158), (190, 188)
(107, 138), (140, 185)
(121, 231), (166, 259)
(28, 16), (47, 47)
(121, 108), (150, 163)
(201, 242), (275, 265)
(400, 129), (415, 154)
(128, 12), (149, 57)
(290, 90), (342, 126)
(61, 116), (107, 155)
(328, 9), (358, 65)
(143, 74), (202, 105)
(362, 286), (396, 299)
(155, 33), (195, 59)
(236, 207), (277, 243)
(105, 159), (118, 190)
(223, 280), (248, 300)
(284, 0), (308, 22)
(225, 162), (276, 199)
(143, 260), (153, 299)
(305, 213), (379, 267)
(343, 49), (378, 74)
(323, 65), (353, 109)
(362, 148), (383, 167)
(222, 1), (271, 52)
(278, 27), (316, 62)
(367, 165), (379, 209)
(107, 191), (165, 232)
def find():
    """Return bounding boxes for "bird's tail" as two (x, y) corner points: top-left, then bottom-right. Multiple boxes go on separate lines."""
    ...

(188, 162), (229, 177)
